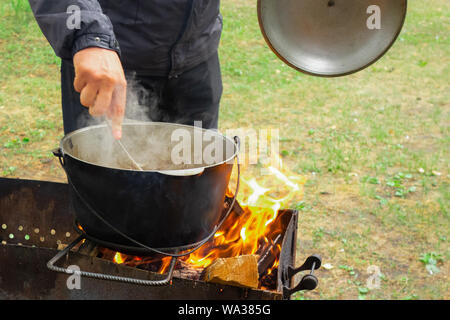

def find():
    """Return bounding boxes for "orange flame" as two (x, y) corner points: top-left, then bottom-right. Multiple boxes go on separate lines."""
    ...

(104, 151), (306, 288)
(160, 153), (305, 276)
(113, 252), (125, 264)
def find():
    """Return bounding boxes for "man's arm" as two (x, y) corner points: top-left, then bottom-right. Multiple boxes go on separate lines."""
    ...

(29, 0), (126, 139)
(28, 0), (119, 58)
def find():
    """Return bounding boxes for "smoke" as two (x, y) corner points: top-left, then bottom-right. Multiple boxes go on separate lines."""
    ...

(71, 72), (161, 169)
(75, 72), (156, 128)
(69, 74), (232, 171)
(67, 121), (236, 172)
(123, 72), (157, 124)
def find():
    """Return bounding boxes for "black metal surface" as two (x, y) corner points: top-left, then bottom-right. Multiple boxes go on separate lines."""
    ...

(277, 204), (298, 294)
(277, 207), (322, 299)
(56, 123), (239, 250)
(282, 255), (322, 297)
(287, 254), (322, 278)
(47, 235), (178, 286)
(62, 153), (234, 250)
(0, 244), (281, 300)
(61, 143), (241, 256)
(0, 177), (77, 249)
(0, 177), (316, 300)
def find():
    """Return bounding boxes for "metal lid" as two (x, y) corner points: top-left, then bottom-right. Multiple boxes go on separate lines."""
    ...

(258, 0), (407, 77)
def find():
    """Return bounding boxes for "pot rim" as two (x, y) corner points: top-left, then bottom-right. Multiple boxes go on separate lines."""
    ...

(59, 121), (239, 175)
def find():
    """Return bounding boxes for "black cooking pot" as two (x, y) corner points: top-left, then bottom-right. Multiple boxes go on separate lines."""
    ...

(54, 122), (239, 253)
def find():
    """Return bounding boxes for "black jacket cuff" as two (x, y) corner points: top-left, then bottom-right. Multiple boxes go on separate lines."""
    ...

(72, 33), (121, 57)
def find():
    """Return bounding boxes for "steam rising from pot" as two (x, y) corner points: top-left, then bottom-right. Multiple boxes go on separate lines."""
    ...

(63, 123), (237, 172)
(74, 73), (159, 169)
(69, 73), (235, 172)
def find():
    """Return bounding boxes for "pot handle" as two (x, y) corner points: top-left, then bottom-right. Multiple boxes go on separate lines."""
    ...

(52, 148), (65, 167)
(282, 255), (322, 298)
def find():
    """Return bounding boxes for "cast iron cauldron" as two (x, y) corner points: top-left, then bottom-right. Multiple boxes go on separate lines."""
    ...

(54, 122), (239, 253)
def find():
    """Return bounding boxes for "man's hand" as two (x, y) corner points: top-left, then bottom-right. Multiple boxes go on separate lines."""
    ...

(73, 47), (127, 140)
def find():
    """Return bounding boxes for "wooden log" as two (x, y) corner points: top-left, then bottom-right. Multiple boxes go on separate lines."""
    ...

(173, 260), (204, 281)
(203, 255), (259, 289)
(257, 234), (282, 275)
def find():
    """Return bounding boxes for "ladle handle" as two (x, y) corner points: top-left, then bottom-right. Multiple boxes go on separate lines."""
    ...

(104, 120), (143, 171)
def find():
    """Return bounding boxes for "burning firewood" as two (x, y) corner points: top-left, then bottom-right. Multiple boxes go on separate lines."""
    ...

(257, 234), (282, 275)
(173, 260), (204, 281)
(203, 254), (259, 289)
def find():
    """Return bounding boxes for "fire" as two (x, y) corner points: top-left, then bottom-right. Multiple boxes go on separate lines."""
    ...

(104, 151), (306, 289)
(240, 227), (247, 242)
(179, 206), (283, 271)
(158, 153), (305, 276)
(114, 252), (125, 264)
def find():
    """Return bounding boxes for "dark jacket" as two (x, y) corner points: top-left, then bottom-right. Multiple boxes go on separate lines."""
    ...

(28, 0), (222, 77)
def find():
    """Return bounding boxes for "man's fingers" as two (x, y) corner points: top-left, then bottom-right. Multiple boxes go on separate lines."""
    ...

(110, 116), (123, 140)
(91, 85), (114, 117)
(73, 75), (87, 93)
(72, 47), (127, 137)
(108, 85), (127, 140)
(79, 84), (98, 108)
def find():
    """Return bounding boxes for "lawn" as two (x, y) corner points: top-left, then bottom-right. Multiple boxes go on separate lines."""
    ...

(0, 0), (448, 299)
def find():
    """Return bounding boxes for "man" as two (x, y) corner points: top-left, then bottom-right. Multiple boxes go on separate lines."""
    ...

(29, 0), (223, 139)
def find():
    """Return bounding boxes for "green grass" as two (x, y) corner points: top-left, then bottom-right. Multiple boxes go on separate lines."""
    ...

(219, 0), (449, 300)
(0, 0), (449, 299)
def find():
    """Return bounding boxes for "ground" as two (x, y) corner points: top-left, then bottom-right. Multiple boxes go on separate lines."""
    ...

(0, 0), (448, 299)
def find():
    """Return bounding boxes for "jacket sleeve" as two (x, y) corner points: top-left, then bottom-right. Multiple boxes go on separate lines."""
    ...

(28, 0), (120, 59)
